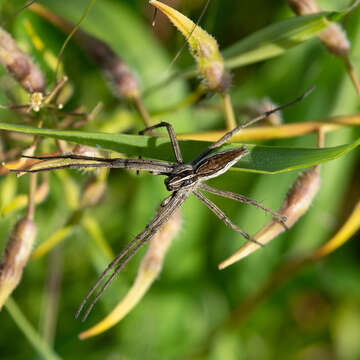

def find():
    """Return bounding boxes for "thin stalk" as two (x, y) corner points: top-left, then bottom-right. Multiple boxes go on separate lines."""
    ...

(5, 298), (62, 360)
(344, 55), (360, 100)
(133, 96), (152, 128)
(220, 92), (236, 130)
(40, 247), (63, 346)
(26, 173), (37, 220)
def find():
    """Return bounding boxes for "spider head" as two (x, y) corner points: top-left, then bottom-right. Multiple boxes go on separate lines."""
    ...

(165, 164), (195, 191)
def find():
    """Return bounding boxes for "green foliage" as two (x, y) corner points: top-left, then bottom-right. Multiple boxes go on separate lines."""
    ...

(0, 1), (359, 360)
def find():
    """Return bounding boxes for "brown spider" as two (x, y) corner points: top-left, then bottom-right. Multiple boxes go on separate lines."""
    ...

(15, 89), (312, 321)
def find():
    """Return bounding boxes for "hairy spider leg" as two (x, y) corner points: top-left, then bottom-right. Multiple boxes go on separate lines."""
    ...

(194, 87), (315, 162)
(76, 188), (191, 321)
(199, 183), (288, 230)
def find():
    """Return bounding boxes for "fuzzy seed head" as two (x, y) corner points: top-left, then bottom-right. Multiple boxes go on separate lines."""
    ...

(219, 167), (321, 269)
(0, 27), (45, 93)
(105, 59), (140, 100)
(0, 218), (37, 308)
(318, 24), (350, 57)
(280, 167), (321, 226)
(287, 0), (350, 58)
(287, 0), (321, 15)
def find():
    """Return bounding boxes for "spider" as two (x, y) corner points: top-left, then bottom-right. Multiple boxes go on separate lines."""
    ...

(15, 90), (312, 321)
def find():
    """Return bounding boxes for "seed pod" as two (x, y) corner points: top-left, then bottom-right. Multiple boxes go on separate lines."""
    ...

(219, 167), (321, 269)
(79, 209), (182, 339)
(0, 27), (45, 93)
(30, 4), (139, 100)
(0, 218), (37, 308)
(150, 0), (231, 93)
(287, 0), (350, 57)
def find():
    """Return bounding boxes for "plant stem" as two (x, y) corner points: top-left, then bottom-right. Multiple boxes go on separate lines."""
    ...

(220, 92), (236, 130)
(344, 55), (360, 100)
(133, 96), (152, 128)
(26, 173), (37, 220)
(5, 297), (62, 360)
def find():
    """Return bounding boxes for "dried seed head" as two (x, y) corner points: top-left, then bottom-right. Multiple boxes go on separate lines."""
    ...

(150, 0), (230, 93)
(287, 0), (321, 14)
(30, 4), (140, 100)
(287, 0), (350, 58)
(219, 167), (321, 269)
(79, 179), (106, 208)
(279, 167), (321, 225)
(0, 218), (37, 308)
(73, 32), (140, 99)
(317, 24), (350, 57)
(79, 209), (182, 339)
(0, 27), (45, 93)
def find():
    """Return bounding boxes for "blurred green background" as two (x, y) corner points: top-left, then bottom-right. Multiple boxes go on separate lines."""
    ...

(0, 0), (359, 359)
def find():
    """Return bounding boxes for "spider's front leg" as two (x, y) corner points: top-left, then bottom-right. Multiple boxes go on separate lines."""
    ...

(139, 121), (184, 164)
(194, 88), (315, 162)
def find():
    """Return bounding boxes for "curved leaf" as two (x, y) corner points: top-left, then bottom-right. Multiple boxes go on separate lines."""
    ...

(0, 122), (359, 174)
(222, 11), (343, 69)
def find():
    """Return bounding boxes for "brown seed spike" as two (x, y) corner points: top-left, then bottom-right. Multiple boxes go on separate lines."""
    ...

(0, 27), (45, 93)
(0, 218), (37, 308)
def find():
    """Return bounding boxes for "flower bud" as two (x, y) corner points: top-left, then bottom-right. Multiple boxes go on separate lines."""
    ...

(0, 27), (45, 93)
(150, 0), (230, 93)
(0, 218), (37, 308)
(219, 167), (320, 269)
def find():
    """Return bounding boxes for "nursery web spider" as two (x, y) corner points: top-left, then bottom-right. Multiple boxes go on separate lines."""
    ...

(16, 89), (312, 321)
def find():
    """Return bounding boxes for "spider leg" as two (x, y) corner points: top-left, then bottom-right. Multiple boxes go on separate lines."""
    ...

(76, 188), (190, 321)
(139, 121), (184, 164)
(193, 190), (263, 247)
(199, 183), (288, 230)
(14, 154), (175, 174)
(80, 224), (162, 322)
(194, 87), (315, 162)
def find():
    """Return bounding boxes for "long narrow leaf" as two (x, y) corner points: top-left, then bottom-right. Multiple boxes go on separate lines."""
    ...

(222, 11), (343, 69)
(0, 122), (359, 174)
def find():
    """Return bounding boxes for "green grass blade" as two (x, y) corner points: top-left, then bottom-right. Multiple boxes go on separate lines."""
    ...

(0, 122), (359, 174)
(5, 298), (62, 360)
(222, 11), (343, 70)
(161, 11), (346, 83)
